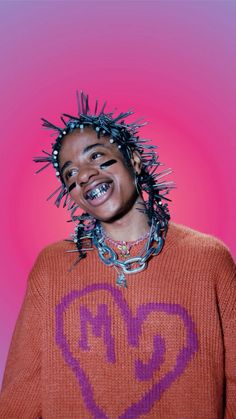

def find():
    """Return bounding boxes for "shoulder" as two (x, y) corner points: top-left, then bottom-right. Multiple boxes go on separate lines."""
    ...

(36, 239), (74, 258)
(165, 222), (235, 274)
(167, 222), (232, 253)
(30, 239), (76, 274)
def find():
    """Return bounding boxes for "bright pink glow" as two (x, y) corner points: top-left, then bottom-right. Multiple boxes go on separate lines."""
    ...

(0, 2), (235, 384)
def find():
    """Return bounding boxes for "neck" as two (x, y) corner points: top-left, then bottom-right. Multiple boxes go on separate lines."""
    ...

(100, 199), (150, 242)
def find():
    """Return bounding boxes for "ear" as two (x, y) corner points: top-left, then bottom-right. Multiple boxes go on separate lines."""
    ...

(130, 150), (142, 175)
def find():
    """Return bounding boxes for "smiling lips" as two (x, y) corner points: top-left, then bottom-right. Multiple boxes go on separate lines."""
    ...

(85, 182), (111, 201)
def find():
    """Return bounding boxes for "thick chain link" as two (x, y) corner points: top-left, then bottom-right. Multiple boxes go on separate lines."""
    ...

(93, 223), (164, 275)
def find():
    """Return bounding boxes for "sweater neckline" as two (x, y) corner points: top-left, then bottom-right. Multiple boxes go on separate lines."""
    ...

(94, 222), (178, 260)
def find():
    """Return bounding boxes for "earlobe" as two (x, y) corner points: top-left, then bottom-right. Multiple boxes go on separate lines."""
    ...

(131, 150), (142, 175)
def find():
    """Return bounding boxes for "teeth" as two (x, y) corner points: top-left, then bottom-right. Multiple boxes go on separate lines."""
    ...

(86, 183), (110, 200)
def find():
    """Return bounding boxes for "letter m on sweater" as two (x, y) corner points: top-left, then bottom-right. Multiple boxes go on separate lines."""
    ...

(78, 304), (115, 363)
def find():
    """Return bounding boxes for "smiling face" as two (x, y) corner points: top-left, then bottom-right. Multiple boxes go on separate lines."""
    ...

(59, 128), (142, 223)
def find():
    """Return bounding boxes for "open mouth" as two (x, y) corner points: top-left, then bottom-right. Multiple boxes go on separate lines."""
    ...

(85, 183), (111, 201)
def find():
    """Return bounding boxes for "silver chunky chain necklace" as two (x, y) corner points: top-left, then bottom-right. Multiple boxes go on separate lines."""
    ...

(91, 221), (164, 288)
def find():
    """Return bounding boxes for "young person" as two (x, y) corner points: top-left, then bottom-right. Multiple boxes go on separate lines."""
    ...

(0, 92), (235, 418)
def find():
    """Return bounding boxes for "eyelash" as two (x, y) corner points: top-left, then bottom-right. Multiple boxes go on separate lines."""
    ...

(91, 151), (104, 160)
(65, 168), (78, 180)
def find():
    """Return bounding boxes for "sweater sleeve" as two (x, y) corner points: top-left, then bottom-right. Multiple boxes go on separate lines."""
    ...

(0, 252), (45, 419)
(215, 244), (236, 418)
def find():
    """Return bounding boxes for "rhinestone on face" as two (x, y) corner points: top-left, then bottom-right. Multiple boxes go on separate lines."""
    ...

(63, 130), (66, 135)
(56, 171), (60, 176)
(79, 124), (84, 129)
(109, 138), (114, 143)
(53, 150), (58, 155)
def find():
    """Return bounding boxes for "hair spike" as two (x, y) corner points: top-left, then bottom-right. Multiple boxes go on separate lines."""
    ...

(41, 118), (63, 133)
(76, 89), (81, 115)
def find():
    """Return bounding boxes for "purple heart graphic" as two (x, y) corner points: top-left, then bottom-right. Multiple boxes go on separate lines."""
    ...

(56, 283), (198, 418)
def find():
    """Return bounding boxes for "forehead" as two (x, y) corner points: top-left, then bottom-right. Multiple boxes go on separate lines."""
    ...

(59, 128), (116, 161)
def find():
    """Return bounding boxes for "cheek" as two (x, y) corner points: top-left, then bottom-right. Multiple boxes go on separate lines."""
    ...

(68, 182), (76, 193)
(116, 170), (136, 196)
(100, 159), (117, 169)
(68, 187), (84, 207)
(122, 167), (135, 184)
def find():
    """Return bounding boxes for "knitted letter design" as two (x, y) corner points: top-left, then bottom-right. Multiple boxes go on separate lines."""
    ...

(56, 284), (198, 418)
(79, 304), (116, 363)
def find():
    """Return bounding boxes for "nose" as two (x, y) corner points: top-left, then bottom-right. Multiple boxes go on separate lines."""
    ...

(77, 164), (99, 186)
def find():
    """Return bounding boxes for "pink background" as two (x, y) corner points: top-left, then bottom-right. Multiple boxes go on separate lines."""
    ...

(0, 1), (235, 384)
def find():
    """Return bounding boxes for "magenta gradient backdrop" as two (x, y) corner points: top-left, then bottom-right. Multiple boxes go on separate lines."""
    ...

(0, 1), (235, 384)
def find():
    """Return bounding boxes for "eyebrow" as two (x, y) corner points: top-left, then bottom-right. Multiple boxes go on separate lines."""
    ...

(83, 143), (107, 154)
(60, 143), (108, 177)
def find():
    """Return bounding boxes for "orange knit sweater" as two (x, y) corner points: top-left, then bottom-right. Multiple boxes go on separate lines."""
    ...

(0, 223), (236, 418)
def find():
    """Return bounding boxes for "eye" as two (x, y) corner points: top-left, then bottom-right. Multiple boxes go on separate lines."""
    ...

(64, 168), (78, 181)
(91, 151), (104, 160)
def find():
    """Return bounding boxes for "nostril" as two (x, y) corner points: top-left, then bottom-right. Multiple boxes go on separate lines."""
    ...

(77, 166), (99, 186)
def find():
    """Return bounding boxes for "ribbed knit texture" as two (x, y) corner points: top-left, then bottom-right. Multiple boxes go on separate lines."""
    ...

(0, 223), (235, 419)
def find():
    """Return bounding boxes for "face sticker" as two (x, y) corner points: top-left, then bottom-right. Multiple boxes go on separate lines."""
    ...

(100, 159), (117, 170)
(68, 182), (76, 193)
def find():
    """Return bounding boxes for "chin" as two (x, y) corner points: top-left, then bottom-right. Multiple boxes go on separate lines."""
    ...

(89, 212), (120, 224)
(79, 194), (139, 223)
(93, 206), (135, 224)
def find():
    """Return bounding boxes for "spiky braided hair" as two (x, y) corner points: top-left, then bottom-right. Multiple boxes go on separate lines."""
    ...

(34, 91), (174, 262)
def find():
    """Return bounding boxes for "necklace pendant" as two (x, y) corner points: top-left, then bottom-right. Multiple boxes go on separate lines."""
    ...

(116, 272), (127, 288)
(117, 243), (130, 259)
